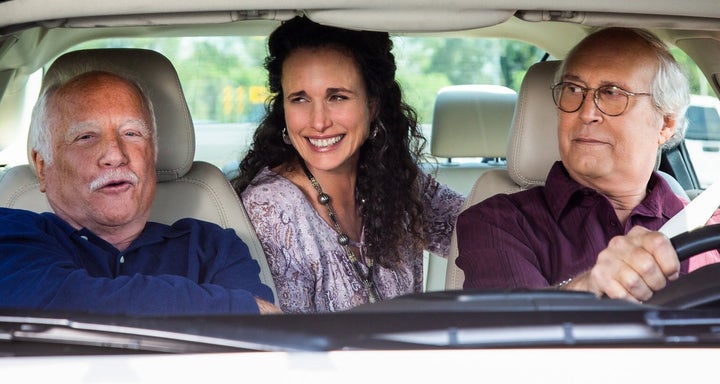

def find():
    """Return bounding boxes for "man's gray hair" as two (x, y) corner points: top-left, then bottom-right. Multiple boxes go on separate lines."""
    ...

(29, 65), (157, 164)
(556, 27), (691, 150)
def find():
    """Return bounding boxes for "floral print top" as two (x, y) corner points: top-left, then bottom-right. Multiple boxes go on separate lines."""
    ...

(241, 167), (465, 313)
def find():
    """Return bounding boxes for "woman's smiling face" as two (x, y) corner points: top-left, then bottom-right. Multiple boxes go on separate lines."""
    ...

(281, 46), (373, 176)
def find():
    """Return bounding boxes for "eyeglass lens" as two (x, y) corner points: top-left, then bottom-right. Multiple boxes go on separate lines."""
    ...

(553, 83), (629, 116)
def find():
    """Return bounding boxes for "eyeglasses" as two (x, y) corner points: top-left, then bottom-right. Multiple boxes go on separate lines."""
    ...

(551, 81), (652, 117)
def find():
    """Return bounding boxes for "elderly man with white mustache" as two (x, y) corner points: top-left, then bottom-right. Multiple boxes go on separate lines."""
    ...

(0, 70), (279, 315)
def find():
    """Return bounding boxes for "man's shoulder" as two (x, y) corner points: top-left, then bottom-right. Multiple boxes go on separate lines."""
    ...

(0, 207), (54, 223)
(0, 208), (75, 238)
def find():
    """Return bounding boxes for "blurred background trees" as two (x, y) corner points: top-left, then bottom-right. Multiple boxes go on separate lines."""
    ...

(77, 36), (709, 126)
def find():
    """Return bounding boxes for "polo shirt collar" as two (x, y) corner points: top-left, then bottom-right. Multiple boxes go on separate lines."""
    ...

(542, 161), (684, 223)
(43, 212), (190, 252)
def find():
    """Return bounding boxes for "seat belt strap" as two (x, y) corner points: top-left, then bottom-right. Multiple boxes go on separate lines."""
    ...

(660, 179), (720, 239)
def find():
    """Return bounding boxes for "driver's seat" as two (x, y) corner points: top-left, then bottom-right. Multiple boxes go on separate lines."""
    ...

(444, 60), (689, 290)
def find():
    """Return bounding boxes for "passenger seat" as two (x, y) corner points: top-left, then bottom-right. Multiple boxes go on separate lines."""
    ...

(0, 48), (277, 301)
(424, 84), (516, 291)
(426, 84), (516, 195)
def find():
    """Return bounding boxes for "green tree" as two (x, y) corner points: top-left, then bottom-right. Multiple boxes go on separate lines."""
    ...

(426, 38), (501, 85)
(672, 47), (712, 96)
(75, 36), (270, 123)
(393, 36), (544, 124)
(499, 41), (544, 91)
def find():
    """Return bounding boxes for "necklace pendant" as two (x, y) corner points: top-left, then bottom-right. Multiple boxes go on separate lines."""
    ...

(318, 193), (331, 205)
(365, 282), (378, 303)
(338, 233), (350, 246)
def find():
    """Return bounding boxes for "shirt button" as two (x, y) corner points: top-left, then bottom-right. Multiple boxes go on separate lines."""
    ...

(80, 235), (88, 241)
(119, 255), (125, 264)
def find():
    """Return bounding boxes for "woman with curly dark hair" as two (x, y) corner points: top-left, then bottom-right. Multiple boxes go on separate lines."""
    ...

(232, 16), (464, 313)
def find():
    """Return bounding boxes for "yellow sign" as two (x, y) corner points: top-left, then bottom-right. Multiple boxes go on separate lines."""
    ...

(222, 86), (233, 116)
(236, 86), (246, 114)
(249, 86), (269, 104)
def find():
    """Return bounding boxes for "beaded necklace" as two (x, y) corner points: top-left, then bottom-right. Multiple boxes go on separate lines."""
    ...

(300, 163), (380, 303)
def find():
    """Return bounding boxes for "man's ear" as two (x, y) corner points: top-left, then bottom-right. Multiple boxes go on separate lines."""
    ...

(31, 150), (47, 193)
(659, 114), (677, 146)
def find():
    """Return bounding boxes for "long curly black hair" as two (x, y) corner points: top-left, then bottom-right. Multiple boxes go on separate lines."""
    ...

(231, 16), (428, 267)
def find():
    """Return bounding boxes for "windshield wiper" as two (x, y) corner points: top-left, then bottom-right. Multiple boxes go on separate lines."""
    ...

(0, 313), (330, 356)
(6, 290), (720, 356)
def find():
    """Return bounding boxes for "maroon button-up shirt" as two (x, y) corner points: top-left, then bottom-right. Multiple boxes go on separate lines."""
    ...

(457, 161), (720, 289)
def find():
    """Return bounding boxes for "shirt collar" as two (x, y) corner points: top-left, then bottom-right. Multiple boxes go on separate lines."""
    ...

(125, 222), (189, 252)
(542, 161), (685, 222)
(43, 212), (190, 252)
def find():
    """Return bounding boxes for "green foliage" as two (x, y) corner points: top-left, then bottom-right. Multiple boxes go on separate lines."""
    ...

(76, 36), (718, 126)
(393, 36), (544, 124)
(77, 35), (547, 126)
(671, 47), (714, 96)
(396, 72), (452, 124)
(74, 36), (269, 123)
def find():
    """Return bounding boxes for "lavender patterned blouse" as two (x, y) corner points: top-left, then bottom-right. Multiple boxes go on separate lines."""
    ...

(241, 167), (464, 313)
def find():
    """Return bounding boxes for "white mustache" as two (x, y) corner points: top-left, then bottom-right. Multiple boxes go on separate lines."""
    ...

(89, 169), (139, 192)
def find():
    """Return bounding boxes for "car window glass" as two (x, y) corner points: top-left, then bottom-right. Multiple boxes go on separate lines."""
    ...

(684, 94), (720, 188)
(67, 36), (544, 172)
(6, 37), (715, 191)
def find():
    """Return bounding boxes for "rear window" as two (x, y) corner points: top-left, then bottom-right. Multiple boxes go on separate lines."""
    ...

(6, 36), (713, 188)
(69, 36), (545, 171)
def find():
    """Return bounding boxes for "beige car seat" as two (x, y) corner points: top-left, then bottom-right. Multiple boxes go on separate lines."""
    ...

(0, 48), (277, 300)
(428, 84), (516, 194)
(444, 60), (690, 289)
(424, 84), (516, 290)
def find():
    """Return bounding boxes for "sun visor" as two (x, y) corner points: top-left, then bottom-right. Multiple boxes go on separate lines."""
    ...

(305, 9), (515, 32)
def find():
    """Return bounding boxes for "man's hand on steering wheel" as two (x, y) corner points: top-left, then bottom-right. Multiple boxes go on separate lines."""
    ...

(560, 226), (680, 303)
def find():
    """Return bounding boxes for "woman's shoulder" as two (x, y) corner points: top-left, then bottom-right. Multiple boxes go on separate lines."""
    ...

(243, 167), (292, 195)
(417, 171), (464, 203)
(241, 167), (308, 210)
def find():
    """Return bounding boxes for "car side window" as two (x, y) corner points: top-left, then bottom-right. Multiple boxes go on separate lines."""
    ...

(685, 95), (720, 188)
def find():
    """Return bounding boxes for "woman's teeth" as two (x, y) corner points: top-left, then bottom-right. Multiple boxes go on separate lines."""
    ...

(308, 135), (342, 148)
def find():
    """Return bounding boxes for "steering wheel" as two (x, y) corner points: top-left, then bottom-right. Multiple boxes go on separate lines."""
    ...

(645, 223), (720, 309)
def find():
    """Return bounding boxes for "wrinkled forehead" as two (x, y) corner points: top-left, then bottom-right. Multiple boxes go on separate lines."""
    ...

(53, 72), (145, 109)
(48, 72), (154, 132)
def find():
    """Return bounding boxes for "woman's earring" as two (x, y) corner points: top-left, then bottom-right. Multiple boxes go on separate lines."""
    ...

(282, 127), (291, 145)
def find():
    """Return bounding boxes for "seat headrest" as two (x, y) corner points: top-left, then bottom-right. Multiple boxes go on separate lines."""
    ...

(30, 48), (194, 182)
(507, 60), (561, 188)
(431, 84), (516, 158)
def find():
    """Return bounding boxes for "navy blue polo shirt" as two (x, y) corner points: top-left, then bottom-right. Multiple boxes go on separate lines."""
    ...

(0, 207), (273, 315)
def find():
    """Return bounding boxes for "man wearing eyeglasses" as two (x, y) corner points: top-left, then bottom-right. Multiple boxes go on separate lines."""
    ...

(456, 27), (720, 302)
